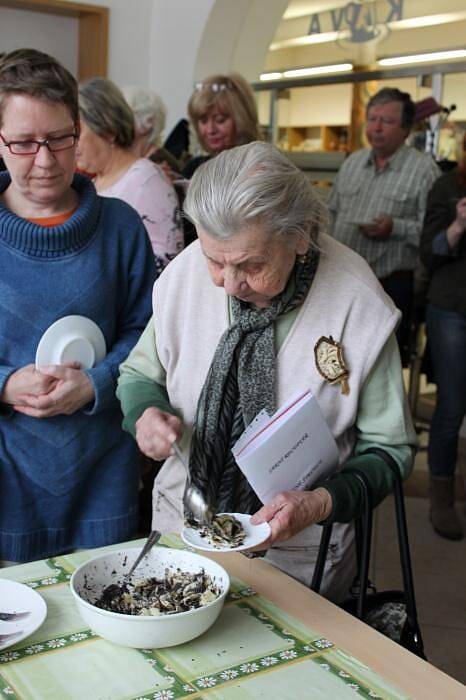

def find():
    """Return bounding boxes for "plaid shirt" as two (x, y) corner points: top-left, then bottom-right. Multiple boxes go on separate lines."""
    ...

(328, 145), (440, 279)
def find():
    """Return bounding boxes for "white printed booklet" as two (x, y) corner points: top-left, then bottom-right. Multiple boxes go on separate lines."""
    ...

(232, 389), (339, 504)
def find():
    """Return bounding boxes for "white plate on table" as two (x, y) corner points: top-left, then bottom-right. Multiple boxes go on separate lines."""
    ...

(0, 580), (47, 651)
(181, 512), (271, 553)
(35, 315), (106, 370)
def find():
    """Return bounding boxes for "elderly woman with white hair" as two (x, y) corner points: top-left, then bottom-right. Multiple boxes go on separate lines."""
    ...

(117, 141), (416, 602)
(122, 85), (181, 174)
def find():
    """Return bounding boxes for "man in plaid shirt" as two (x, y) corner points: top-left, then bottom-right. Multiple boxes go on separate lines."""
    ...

(328, 87), (440, 364)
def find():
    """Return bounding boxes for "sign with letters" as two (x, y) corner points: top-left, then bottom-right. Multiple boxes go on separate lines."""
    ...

(308, 0), (403, 44)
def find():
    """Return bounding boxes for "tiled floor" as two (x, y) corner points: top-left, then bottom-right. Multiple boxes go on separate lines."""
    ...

(373, 495), (466, 686)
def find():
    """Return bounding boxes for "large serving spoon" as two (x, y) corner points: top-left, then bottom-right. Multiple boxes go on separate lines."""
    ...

(172, 442), (214, 526)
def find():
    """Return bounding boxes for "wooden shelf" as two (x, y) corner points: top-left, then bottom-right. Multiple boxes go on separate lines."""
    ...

(278, 125), (348, 153)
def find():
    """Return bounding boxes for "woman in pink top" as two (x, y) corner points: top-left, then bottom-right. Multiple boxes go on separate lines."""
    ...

(77, 77), (183, 274)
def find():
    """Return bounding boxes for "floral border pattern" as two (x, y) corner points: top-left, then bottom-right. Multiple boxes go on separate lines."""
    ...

(0, 547), (400, 700)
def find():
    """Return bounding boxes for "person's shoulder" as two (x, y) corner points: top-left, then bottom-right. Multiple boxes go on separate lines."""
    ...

(99, 192), (139, 218)
(152, 240), (209, 305)
(125, 157), (165, 183)
(400, 145), (439, 173)
(317, 232), (397, 312)
(98, 194), (147, 237)
(338, 148), (370, 173)
(157, 239), (203, 280)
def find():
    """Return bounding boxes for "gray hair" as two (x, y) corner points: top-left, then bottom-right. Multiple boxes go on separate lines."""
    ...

(184, 141), (326, 243)
(79, 77), (134, 148)
(122, 85), (166, 147)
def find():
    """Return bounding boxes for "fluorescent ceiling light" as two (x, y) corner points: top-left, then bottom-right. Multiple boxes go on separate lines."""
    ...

(378, 49), (466, 67)
(271, 31), (341, 50)
(283, 63), (352, 78)
(260, 72), (283, 81)
(270, 12), (466, 51)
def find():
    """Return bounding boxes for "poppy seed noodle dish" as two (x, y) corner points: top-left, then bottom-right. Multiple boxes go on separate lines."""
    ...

(70, 548), (230, 648)
(96, 568), (220, 615)
(187, 513), (246, 548)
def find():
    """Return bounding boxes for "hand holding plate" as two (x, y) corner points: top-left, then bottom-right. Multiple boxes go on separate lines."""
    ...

(250, 488), (333, 547)
(13, 365), (94, 418)
(1, 364), (58, 406)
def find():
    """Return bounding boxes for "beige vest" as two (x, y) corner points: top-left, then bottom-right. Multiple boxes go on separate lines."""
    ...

(151, 234), (400, 596)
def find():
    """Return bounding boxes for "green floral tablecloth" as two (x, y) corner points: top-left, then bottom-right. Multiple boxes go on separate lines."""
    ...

(0, 535), (408, 700)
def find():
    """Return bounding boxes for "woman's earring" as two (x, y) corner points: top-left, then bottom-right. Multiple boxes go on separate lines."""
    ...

(297, 253), (308, 264)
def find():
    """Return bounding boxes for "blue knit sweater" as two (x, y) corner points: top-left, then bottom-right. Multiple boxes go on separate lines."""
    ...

(0, 173), (156, 561)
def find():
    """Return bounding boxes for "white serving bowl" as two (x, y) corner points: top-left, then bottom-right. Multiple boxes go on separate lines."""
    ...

(70, 547), (229, 648)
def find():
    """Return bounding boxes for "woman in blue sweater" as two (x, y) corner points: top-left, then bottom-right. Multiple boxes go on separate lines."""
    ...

(0, 49), (155, 562)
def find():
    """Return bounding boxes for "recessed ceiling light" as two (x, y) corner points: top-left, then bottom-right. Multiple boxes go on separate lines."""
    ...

(283, 63), (353, 78)
(378, 49), (466, 66)
(259, 72), (283, 81)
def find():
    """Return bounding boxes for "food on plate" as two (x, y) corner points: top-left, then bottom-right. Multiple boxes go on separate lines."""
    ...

(188, 513), (246, 548)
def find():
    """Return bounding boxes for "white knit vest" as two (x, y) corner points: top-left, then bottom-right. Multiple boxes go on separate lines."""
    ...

(151, 234), (399, 591)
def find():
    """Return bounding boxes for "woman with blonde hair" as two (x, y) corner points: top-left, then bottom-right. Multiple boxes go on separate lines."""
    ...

(183, 72), (260, 178)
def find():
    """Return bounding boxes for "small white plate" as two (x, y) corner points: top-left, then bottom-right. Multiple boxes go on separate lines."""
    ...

(35, 315), (106, 369)
(181, 512), (271, 553)
(0, 580), (47, 651)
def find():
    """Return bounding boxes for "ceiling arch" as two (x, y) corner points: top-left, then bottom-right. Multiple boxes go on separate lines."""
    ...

(194, 0), (289, 81)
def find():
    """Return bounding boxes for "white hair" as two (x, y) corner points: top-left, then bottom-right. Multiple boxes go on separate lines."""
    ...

(122, 85), (167, 147)
(184, 141), (327, 243)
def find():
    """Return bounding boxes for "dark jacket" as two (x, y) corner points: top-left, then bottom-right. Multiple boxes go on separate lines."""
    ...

(420, 170), (466, 316)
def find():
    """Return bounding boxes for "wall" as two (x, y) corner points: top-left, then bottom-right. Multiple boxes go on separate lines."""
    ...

(148, 0), (216, 135)
(0, 5), (78, 75)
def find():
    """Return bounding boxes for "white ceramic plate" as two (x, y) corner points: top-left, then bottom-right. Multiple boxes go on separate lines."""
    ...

(181, 512), (271, 553)
(35, 315), (106, 369)
(0, 580), (47, 651)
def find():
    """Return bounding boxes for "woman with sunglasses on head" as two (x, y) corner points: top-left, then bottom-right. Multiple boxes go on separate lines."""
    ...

(0, 49), (155, 564)
(183, 73), (261, 179)
(77, 77), (184, 275)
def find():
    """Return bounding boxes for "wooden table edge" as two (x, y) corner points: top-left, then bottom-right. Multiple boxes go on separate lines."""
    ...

(203, 549), (464, 699)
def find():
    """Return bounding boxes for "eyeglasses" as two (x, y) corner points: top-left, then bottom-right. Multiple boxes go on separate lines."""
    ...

(194, 80), (233, 93)
(0, 132), (78, 156)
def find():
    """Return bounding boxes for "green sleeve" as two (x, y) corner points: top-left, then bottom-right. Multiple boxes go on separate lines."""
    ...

(116, 316), (177, 438)
(320, 333), (417, 523)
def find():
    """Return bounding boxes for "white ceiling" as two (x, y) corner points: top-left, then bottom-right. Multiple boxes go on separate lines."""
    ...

(284, 1), (347, 20)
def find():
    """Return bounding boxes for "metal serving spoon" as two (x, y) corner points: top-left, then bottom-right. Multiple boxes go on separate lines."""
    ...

(172, 442), (214, 526)
(126, 529), (162, 580)
(98, 530), (162, 602)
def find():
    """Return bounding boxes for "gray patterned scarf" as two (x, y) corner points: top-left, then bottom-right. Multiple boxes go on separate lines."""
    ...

(188, 246), (320, 515)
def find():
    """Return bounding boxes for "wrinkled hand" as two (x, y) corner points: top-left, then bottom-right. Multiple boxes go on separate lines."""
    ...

(250, 488), (333, 547)
(135, 407), (183, 461)
(1, 364), (58, 406)
(13, 364), (94, 418)
(359, 215), (393, 240)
